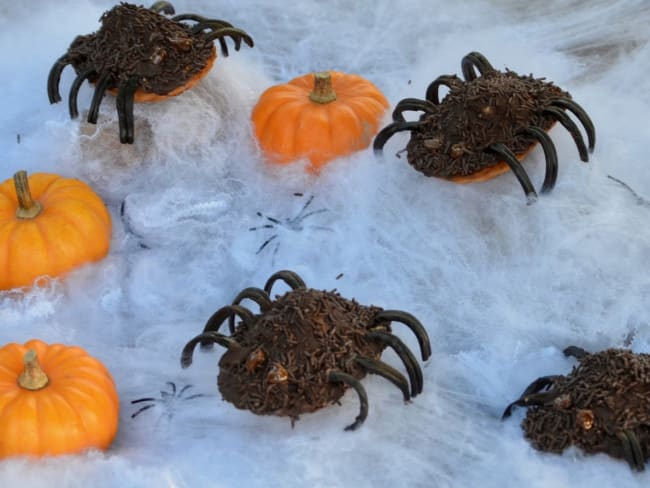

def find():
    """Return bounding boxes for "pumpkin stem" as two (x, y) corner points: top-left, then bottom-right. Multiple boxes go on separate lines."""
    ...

(14, 171), (43, 219)
(309, 72), (337, 104)
(18, 349), (49, 390)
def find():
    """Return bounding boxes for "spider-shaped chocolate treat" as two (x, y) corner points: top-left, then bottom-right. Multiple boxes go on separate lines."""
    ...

(181, 270), (431, 430)
(374, 51), (595, 202)
(503, 346), (650, 471)
(47, 2), (253, 143)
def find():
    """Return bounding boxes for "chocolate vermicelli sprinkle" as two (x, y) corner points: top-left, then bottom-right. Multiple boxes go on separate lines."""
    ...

(521, 349), (650, 463)
(66, 3), (215, 94)
(217, 288), (385, 421)
(407, 70), (567, 177)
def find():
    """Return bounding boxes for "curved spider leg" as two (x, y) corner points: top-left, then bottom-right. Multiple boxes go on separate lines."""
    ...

(194, 19), (235, 29)
(501, 399), (526, 419)
(256, 234), (279, 254)
(249, 223), (276, 231)
(202, 304), (255, 337)
(182, 392), (205, 401)
(116, 76), (139, 144)
(519, 375), (562, 397)
(131, 397), (158, 404)
(204, 28), (255, 53)
(461, 51), (494, 81)
(178, 384), (205, 400)
(171, 14), (226, 57)
(295, 208), (328, 223)
(619, 431), (636, 470)
(367, 329), (423, 396)
(549, 98), (595, 152)
(161, 381), (176, 397)
(563, 345), (589, 360)
(47, 55), (70, 104)
(181, 331), (242, 368)
(68, 67), (95, 119)
(172, 13), (208, 22)
(183, 17), (231, 27)
(627, 431), (646, 471)
(618, 430), (646, 471)
(87, 72), (113, 124)
(425, 75), (463, 104)
(212, 37), (230, 57)
(542, 106), (589, 162)
(231, 287), (272, 311)
(291, 194), (326, 225)
(263, 270), (307, 296)
(354, 356), (411, 401)
(486, 143), (538, 204)
(518, 126), (559, 193)
(373, 121), (423, 153)
(270, 241), (281, 266)
(391, 98), (437, 122)
(228, 287), (272, 331)
(182, 19), (233, 57)
(257, 212), (281, 225)
(189, 19), (235, 34)
(372, 310), (431, 361)
(149, 1), (175, 15)
(171, 13), (233, 55)
(131, 403), (157, 418)
(501, 389), (562, 419)
(328, 370), (369, 431)
(607, 175), (650, 207)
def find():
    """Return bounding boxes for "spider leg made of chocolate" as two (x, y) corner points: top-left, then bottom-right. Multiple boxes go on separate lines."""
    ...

(47, 2), (253, 143)
(180, 270), (431, 430)
(374, 51), (595, 203)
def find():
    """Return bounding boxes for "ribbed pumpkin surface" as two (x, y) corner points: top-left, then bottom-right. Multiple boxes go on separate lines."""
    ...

(0, 172), (111, 290)
(0, 339), (120, 458)
(252, 71), (389, 171)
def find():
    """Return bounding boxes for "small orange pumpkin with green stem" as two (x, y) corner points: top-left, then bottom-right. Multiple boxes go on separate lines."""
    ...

(251, 71), (389, 172)
(0, 339), (120, 458)
(0, 171), (111, 290)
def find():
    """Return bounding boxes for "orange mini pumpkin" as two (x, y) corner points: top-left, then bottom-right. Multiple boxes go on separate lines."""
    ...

(0, 339), (120, 458)
(251, 71), (389, 172)
(0, 171), (111, 290)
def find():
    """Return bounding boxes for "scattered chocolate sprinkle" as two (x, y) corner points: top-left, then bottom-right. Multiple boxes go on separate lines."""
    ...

(66, 3), (215, 95)
(218, 288), (385, 422)
(521, 349), (650, 464)
(407, 70), (568, 177)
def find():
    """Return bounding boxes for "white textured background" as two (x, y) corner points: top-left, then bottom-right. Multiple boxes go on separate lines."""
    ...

(1, 0), (650, 486)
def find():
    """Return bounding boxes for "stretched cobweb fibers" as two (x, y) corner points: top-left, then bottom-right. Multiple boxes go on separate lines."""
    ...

(1, 0), (650, 487)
